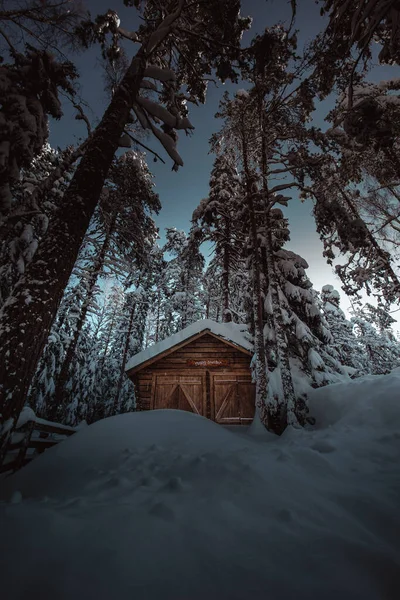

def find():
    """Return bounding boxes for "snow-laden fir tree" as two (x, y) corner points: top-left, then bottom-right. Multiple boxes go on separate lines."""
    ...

(192, 148), (242, 322)
(28, 151), (159, 424)
(89, 282), (127, 421)
(320, 285), (367, 376)
(351, 303), (400, 374)
(0, 144), (74, 307)
(260, 210), (349, 426)
(0, 0), (251, 459)
(161, 228), (205, 333)
(210, 24), (322, 432)
(0, 49), (78, 216)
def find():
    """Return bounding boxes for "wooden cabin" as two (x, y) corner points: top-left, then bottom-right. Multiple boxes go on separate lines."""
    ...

(125, 320), (256, 425)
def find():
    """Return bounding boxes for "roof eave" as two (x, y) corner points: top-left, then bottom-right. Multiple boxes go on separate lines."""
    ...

(126, 328), (252, 377)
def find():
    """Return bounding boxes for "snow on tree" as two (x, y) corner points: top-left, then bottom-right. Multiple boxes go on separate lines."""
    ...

(192, 149), (242, 323)
(160, 228), (205, 333)
(321, 284), (367, 375)
(28, 151), (159, 424)
(0, 48), (78, 216)
(310, 172), (400, 304)
(262, 216), (349, 422)
(0, 144), (76, 307)
(320, 0), (400, 67)
(90, 282), (127, 421)
(0, 1), (85, 57)
(0, 0), (252, 457)
(351, 304), (400, 374)
(209, 24), (326, 433)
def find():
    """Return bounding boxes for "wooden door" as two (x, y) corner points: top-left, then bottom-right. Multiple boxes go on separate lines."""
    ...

(212, 374), (255, 424)
(153, 374), (205, 415)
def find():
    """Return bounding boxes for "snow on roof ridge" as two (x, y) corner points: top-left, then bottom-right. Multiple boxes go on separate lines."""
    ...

(125, 319), (253, 372)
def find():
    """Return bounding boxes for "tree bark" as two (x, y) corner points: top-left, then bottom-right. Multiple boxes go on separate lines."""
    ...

(264, 215), (298, 430)
(113, 299), (137, 413)
(155, 289), (161, 342)
(0, 52), (148, 461)
(240, 123), (270, 430)
(257, 89), (297, 433)
(222, 216), (231, 322)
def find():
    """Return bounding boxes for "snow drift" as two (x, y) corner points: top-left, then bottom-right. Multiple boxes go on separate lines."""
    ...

(1, 372), (400, 600)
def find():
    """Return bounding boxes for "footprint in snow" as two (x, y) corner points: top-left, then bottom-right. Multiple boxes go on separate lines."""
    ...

(310, 440), (336, 454)
(149, 502), (175, 521)
(190, 456), (206, 467)
(163, 476), (184, 492)
(100, 476), (131, 490)
(276, 508), (293, 523)
(273, 450), (288, 462)
(139, 475), (157, 487)
(60, 497), (85, 509)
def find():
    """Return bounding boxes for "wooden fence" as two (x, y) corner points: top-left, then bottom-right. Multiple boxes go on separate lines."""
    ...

(1, 417), (77, 475)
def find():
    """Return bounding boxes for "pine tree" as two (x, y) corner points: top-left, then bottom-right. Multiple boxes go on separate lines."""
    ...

(260, 216), (349, 423)
(162, 228), (205, 332)
(193, 149), (242, 322)
(321, 285), (367, 375)
(351, 303), (400, 374)
(0, 144), (74, 307)
(0, 48), (78, 215)
(0, 0), (251, 458)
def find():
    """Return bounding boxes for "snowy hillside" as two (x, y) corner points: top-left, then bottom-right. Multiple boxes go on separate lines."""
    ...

(1, 373), (400, 600)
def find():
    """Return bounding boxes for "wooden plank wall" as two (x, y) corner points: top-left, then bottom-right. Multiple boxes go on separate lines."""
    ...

(133, 333), (252, 411)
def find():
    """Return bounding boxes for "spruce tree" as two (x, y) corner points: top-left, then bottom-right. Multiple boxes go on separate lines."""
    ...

(321, 285), (367, 376)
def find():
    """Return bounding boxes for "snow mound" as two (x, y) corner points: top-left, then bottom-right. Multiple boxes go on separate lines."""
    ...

(308, 370), (400, 430)
(0, 411), (251, 500)
(1, 375), (400, 600)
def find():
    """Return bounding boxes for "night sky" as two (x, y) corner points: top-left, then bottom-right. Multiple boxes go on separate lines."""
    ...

(49, 0), (399, 313)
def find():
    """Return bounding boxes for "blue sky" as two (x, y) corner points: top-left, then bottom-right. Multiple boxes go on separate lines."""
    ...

(48, 0), (399, 317)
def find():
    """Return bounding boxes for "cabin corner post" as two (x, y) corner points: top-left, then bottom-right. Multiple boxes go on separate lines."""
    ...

(205, 370), (211, 420)
(150, 375), (157, 411)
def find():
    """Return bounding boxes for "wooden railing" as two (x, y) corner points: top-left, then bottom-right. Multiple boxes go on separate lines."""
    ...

(1, 415), (77, 475)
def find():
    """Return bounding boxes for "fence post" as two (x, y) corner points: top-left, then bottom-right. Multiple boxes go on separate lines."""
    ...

(14, 420), (35, 472)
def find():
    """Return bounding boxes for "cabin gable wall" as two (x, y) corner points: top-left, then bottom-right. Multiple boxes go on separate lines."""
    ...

(131, 333), (255, 423)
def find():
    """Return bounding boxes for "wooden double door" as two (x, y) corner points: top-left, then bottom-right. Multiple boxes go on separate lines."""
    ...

(152, 371), (255, 424)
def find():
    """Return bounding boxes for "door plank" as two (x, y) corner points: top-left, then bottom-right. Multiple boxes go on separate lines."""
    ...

(180, 384), (201, 414)
(215, 384), (235, 421)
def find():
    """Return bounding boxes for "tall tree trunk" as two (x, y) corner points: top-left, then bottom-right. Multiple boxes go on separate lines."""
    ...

(0, 53), (148, 459)
(100, 309), (117, 374)
(155, 289), (161, 342)
(50, 217), (116, 420)
(222, 217), (232, 322)
(241, 124), (270, 430)
(264, 214), (298, 430)
(258, 91), (296, 432)
(113, 300), (137, 413)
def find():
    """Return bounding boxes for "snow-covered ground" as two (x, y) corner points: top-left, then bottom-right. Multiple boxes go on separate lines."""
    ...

(1, 373), (400, 600)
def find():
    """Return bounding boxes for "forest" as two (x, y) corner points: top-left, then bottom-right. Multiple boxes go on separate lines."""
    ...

(1, 0), (400, 448)
(1, 2), (400, 598)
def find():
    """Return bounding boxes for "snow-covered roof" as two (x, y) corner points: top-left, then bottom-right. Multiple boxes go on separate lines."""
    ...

(125, 319), (253, 373)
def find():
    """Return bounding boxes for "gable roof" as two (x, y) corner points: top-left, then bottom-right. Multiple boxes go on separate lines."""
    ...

(125, 319), (253, 375)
